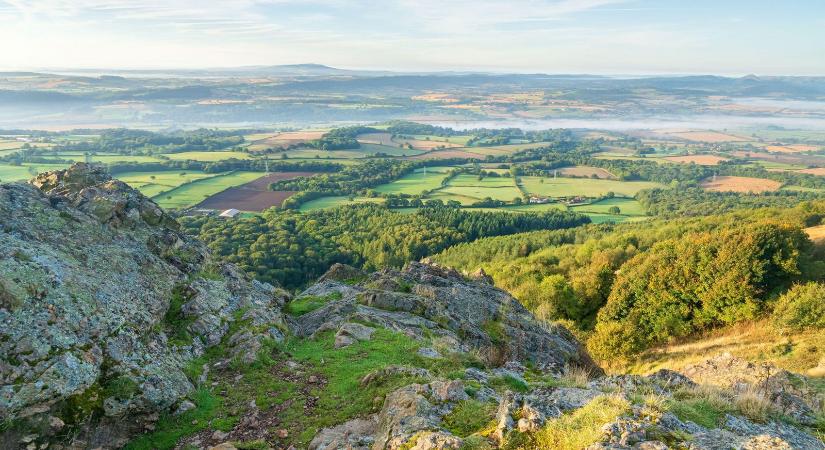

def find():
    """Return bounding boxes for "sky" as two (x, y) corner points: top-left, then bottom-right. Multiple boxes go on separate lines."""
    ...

(1, 0), (823, 75)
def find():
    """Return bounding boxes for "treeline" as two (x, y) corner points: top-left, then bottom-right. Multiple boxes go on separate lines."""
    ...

(274, 159), (420, 206)
(179, 204), (590, 289)
(56, 128), (247, 154)
(431, 202), (825, 361)
(637, 188), (825, 217)
(106, 159), (342, 175)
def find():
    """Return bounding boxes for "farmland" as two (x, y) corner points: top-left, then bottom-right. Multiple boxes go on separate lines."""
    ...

(700, 176), (783, 193)
(663, 154), (729, 165)
(149, 172), (265, 209)
(373, 168), (450, 195)
(520, 176), (663, 198)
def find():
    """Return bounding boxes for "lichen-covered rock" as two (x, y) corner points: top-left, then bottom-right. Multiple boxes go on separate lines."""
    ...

(0, 165), (289, 448)
(298, 262), (602, 375)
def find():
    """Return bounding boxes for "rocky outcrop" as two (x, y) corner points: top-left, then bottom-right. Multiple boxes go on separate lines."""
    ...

(294, 262), (602, 375)
(0, 164), (289, 448)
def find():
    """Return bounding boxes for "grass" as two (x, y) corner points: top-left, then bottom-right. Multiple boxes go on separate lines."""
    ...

(0, 163), (69, 182)
(520, 176), (663, 198)
(373, 169), (450, 195)
(442, 400), (497, 437)
(114, 170), (213, 198)
(621, 321), (825, 378)
(284, 293), (342, 316)
(569, 197), (647, 216)
(297, 196), (384, 211)
(439, 175), (522, 204)
(529, 394), (631, 450)
(126, 326), (482, 449)
(152, 171), (264, 209)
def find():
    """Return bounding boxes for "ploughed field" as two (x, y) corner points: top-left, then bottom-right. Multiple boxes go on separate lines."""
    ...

(197, 171), (318, 211)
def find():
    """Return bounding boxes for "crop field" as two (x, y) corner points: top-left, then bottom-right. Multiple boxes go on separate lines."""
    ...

(798, 167), (825, 176)
(520, 176), (663, 198)
(165, 151), (254, 161)
(764, 144), (822, 153)
(115, 170), (214, 198)
(298, 196), (384, 211)
(195, 171), (320, 212)
(246, 130), (326, 151)
(663, 155), (729, 165)
(152, 171), (264, 209)
(373, 169), (449, 195)
(555, 166), (615, 179)
(700, 176), (782, 193)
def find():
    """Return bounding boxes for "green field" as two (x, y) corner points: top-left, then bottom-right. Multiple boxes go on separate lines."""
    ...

(298, 196), (384, 211)
(0, 163), (69, 182)
(520, 176), (663, 198)
(373, 169), (449, 195)
(165, 151), (254, 161)
(42, 152), (166, 164)
(115, 170), (215, 198)
(152, 171), (264, 209)
(569, 197), (647, 216)
(437, 174), (522, 204)
(411, 135), (473, 145)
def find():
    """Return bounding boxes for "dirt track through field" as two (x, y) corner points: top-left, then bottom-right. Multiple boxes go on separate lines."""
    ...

(197, 172), (318, 211)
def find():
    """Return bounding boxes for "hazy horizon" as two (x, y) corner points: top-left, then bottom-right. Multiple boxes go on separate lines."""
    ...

(2, 0), (824, 76)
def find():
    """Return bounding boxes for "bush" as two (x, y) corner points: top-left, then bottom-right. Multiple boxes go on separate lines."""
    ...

(773, 282), (825, 331)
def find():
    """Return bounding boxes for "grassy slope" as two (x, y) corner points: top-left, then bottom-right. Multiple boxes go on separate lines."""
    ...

(621, 320), (825, 379)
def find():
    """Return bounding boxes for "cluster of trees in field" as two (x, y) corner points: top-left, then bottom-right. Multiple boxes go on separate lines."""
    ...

(309, 126), (379, 150)
(432, 202), (825, 360)
(179, 204), (590, 289)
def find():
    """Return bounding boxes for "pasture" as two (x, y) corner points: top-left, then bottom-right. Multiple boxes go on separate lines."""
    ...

(520, 176), (663, 198)
(700, 176), (782, 193)
(373, 169), (449, 195)
(0, 163), (68, 182)
(409, 149), (484, 160)
(570, 197), (647, 216)
(437, 175), (522, 204)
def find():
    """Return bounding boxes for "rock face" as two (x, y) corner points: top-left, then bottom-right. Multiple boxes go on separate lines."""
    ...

(294, 262), (602, 375)
(0, 164), (289, 448)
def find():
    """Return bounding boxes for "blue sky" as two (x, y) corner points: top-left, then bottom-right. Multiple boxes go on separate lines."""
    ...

(1, 0), (823, 74)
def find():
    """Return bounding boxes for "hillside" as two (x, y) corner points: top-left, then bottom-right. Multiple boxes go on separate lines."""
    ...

(1, 165), (824, 449)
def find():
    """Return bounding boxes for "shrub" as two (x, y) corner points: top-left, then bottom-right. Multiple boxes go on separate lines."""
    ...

(442, 399), (497, 437)
(772, 282), (825, 331)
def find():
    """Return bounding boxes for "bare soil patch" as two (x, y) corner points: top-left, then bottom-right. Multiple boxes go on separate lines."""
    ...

(700, 176), (782, 193)
(664, 155), (729, 166)
(198, 172), (318, 211)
